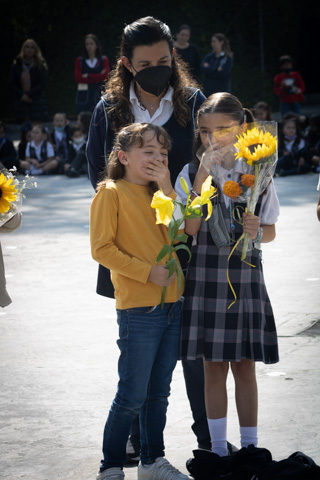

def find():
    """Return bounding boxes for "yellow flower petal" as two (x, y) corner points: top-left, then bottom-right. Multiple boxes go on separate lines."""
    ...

(205, 200), (212, 220)
(0, 173), (18, 214)
(234, 127), (277, 164)
(151, 190), (174, 225)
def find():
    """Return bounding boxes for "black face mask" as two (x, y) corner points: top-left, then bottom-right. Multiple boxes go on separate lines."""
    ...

(133, 65), (172, 97)
(283, 68), (292, 74)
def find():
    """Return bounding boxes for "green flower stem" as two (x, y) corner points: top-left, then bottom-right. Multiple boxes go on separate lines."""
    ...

(160, 235), (174, 310)
(241, 163), (260, 261)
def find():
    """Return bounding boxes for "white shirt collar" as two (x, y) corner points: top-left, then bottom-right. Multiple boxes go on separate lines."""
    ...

(129, 81), (174, 126)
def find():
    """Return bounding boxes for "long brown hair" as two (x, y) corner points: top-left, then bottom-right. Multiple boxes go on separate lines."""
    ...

(15, 38), (48, 70)
(103, 16), (198, 131)
(97, 123), (171, 192)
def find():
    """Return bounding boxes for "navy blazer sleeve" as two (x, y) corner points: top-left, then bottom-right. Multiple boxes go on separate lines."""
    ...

(86, 99), (110, 190)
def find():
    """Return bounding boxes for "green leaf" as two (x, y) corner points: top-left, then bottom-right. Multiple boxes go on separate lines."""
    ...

(176, 264), (183, 289)
(156, 244), (172, 263)
(175, 233), (188, 243)
(168, 222), (178, 241)
(167, 258), (177, 277)
(174, 244), (192, 262)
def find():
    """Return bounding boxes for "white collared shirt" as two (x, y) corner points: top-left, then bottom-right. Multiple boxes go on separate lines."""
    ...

(175, 161), (280, 226)
(26, 140), (55, 160)
(129, 81), (174, 126)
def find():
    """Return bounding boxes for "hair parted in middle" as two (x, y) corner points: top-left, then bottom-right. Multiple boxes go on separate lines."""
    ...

(193, 92), (254, 159)
(97, 123), (171, 191)
(102, 16), (197, 131)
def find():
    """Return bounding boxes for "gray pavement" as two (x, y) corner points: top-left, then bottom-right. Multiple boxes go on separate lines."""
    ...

(0, 172), (319, 479)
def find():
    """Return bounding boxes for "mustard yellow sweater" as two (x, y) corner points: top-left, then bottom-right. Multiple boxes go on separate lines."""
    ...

(90, 179), (184, 309)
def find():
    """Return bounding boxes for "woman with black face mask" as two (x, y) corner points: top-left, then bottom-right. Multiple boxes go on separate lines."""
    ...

(87, 16), (206, 189)
(273, 55), (305, 119)
(86, 15), (223, 480)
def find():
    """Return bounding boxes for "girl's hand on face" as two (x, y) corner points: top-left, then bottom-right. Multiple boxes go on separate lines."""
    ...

(142, 157), (172, 195)
(148, 265), (176, 287)
(242, 213), (260, 240)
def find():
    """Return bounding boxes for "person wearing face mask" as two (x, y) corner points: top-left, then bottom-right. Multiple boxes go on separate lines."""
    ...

(273, 55), (305, 119)
(64, 125), (87, 178)
(86, 15), (226, 473)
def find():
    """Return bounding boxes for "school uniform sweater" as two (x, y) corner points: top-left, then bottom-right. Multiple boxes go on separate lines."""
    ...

(90, 179), (184, 309)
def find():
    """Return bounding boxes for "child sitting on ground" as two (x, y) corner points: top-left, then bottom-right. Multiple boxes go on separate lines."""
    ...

(25, 123), (58, 175)
(50, 112), (70, 173)
(64, 125), (87, 178)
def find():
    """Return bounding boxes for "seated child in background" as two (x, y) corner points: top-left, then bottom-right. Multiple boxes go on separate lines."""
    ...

(64, 125), (87, 178)
(50, 112), (70, 173)
(276, 116), (310, 176)
(306, 114), (320, 173)
(25, 123), (58, 175)
(0, 121), (20, 171)
(253, 101), (272, 121)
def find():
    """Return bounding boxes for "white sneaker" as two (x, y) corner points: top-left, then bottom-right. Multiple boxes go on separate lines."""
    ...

(138, 457), (189, 480)
(96, 467), (124, 480)
(30, 165), (43, 175)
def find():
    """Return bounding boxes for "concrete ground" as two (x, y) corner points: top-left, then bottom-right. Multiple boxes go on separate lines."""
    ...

(0, 171), (319, 479)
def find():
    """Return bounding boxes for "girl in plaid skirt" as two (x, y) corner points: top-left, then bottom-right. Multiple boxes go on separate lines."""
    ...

(175, 93), (280, 456)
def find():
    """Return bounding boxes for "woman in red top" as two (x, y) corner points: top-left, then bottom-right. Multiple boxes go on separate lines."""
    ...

(273, 55), (305, 118)
(75, 33), (109, 113)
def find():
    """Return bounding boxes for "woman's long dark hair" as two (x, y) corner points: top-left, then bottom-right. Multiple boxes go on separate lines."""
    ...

(103, 16), (198, 131)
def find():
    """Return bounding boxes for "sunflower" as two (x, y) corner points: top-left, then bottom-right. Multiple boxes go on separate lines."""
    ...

(234, 127), (277, 166)
(0, 173), (18, 214)
(223, 180), (243, 199)
(241, 174), (255, 188)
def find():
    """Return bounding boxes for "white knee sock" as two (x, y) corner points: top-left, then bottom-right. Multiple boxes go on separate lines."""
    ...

(240, 426), (258, 448)
(207, 417), (228, 457)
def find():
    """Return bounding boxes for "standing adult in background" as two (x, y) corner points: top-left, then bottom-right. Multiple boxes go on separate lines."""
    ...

(273, 55), (305, 119)
(74, 34), (110, 113)
(86, 15), (215, 471)
(174, 24), (201, 82)
(201, 33), (233, 97)
(10, 39), (49, 124)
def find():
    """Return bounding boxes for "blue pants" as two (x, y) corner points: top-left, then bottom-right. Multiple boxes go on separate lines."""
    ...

(280, 101), (301, 118)
(100, 300), (182, 471)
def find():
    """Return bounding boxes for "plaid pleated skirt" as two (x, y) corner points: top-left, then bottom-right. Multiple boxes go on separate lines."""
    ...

(180, 216), (279, 364)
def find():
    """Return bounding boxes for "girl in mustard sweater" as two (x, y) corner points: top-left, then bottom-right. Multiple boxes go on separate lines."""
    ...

(90, 123), (188, 480)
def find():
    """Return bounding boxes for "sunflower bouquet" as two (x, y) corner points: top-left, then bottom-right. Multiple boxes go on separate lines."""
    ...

(151, 175), (217, 308)
(0, 168), (37, 227)
(231, 123), (277, 260)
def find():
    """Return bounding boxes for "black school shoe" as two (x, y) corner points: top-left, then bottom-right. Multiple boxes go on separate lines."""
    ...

(197, 437), (239, 456)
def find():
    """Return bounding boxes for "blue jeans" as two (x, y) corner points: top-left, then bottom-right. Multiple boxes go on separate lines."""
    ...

(280, 101), (301, 118)
(100, 299), (182, 471)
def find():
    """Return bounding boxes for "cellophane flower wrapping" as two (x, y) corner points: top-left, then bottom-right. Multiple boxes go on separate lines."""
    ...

(198, 121), (278, 259)
(0, 168), (37, 227)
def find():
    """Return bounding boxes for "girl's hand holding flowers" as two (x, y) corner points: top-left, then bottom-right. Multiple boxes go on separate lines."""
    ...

(148, 265), (176, 287)
(242, 212), (260, 240)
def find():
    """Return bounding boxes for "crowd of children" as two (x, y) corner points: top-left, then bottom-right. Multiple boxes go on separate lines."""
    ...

(0, 110), (92, 178)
